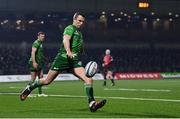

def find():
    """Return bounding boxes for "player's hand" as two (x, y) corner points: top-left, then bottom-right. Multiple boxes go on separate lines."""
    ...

(33, 62), (38, 69)
(66, 51), (75, 59)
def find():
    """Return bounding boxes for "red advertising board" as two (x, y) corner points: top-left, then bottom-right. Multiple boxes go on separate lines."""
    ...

(114, 73), (162, 80)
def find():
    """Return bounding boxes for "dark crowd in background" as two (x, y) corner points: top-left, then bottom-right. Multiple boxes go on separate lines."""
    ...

(0, 12), (180, 75)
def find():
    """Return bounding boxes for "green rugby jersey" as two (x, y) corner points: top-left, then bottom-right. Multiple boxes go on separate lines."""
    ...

(29, 39), (44, 64)
(59, 25), (83, 56)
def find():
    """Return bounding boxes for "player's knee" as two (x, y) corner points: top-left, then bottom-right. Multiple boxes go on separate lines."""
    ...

(84, 77), (93, 84)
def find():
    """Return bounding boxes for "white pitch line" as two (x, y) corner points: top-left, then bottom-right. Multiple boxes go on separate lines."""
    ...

(9, 87), (27, 89)
(104, 88), (171, 92)
(0, 92), (180, 103)
(0, 93), (20, 95)
(9, 86), (49, 89)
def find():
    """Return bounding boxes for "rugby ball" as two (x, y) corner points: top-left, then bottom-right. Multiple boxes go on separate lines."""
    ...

(85, 61), (98, 77)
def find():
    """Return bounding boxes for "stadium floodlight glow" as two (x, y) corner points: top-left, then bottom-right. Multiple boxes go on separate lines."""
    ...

(156, 18), (160, 22)
(110, 13), (115, 16)
(47, 14), (51, 17)
(168, 12), (172, 16)
(169, 18), (173, 22)
(144, 18), (147, 21)
(114, 19), (118, 22)
(102, 11), (106, 15)
(41, 21), (44, 24)
(16, 20), (21, 25)
(151, 12), (155, 15)
(118, 18), (121, 21)
(3, 20), (8, 24)
(100, 15), (106, 18)
(28, 20), (34, 24)
(175, 14), (179, 18)
(133, 12), (137, 15)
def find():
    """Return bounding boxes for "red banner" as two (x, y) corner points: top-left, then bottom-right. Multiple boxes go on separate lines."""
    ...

(114, 73), (162, 80)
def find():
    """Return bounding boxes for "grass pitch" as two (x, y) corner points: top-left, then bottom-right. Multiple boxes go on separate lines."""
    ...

(0, 79), (180, 118)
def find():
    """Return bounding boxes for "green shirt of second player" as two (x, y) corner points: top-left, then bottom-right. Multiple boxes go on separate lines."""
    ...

(29, 39), (44, 63)
(28, 39), (44, 72)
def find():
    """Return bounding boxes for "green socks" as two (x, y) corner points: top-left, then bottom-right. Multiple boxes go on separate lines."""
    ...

(29, 78), (42, 91)
(28, 80), (34, 85)
(111, 78), (115, 84)
(38, 86), (42, 94)
(85, 84), (95, 103)
(36, 77), (42, 94)
(103, 79), (106, 86)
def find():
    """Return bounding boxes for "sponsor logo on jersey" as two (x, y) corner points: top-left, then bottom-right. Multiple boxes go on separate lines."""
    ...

(74, 31), (79, 35)
(53, 67), (59, 70)
(78, 61), (82, 65)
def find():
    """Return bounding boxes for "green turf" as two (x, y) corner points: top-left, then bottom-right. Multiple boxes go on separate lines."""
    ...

(0, 79), (180, 118)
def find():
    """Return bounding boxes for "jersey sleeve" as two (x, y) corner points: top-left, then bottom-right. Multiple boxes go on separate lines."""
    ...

(32, 41), (39, 49)
(63, 25), (75, 36)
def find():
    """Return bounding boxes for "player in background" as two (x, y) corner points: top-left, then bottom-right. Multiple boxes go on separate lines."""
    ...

(28, 32), (47, 97)
(20, 12), (106, 112)
(102, 49), (115, 86)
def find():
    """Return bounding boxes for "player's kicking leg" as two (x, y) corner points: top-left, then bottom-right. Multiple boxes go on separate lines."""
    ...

(73, 67), (107, 112)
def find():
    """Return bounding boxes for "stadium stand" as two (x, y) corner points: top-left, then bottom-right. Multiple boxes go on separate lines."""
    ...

(0, 12), (180, 75)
